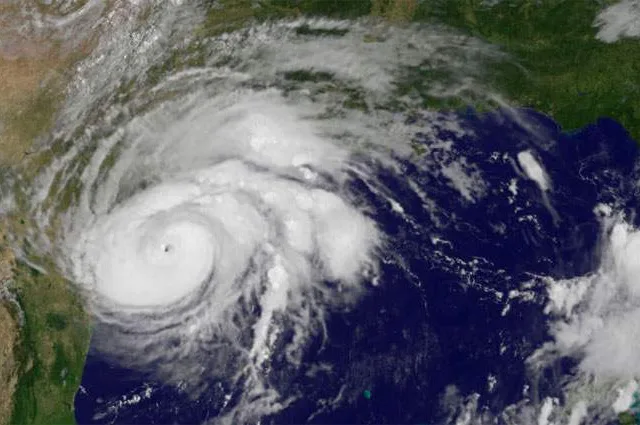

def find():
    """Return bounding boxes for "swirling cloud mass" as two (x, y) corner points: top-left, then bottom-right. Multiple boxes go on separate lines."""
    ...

(72, 90), (381, 417)
(17, 4), (500, 422)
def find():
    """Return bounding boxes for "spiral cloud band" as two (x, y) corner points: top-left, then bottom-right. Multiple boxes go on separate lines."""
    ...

(77, 94), (378, 312)
(19, 5), (505, 421)
(67, 90), (384, 387)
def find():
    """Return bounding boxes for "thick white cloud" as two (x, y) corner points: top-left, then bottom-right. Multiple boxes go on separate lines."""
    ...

(545, 214), (640, 379)
(594, 0), (640, 43)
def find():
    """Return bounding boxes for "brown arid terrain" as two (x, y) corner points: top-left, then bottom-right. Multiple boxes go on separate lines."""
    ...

(0, 2), (97, 166)
(0, 6), (56, 417)
(0, 52), (65, 165)
(0, 3), (102, 423)
(0, 6), (76, 420)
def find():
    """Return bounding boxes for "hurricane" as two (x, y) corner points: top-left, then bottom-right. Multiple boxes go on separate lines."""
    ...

(69, 88), (388, 422)
(8, 2), (508, 422)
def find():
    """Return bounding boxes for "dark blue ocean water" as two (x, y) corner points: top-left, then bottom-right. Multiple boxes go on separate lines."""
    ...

(74, 109), (640, 425)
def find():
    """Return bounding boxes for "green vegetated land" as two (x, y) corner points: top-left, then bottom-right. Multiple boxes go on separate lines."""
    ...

(9, 261), (90, 425)
(202, 0), (639, 140)
(424, 0), (640, 140)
